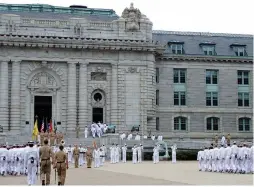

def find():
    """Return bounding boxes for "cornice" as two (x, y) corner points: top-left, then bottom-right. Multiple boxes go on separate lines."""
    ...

(157, 54), (253, 63)
(0, 34), (164, 53)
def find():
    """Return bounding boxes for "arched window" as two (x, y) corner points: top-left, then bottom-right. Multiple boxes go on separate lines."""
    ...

(174, 117), (187, 131)
(238, 117), (251, 131)
(206, 117), (219, 131)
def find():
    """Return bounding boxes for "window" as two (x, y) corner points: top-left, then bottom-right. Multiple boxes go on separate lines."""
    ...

(171, 44), (184, 54)
(174, 117), (187, 131)
(174, 92), (186, 106)
(238, 117), (251, 131)
(238, 70), (249, 85)
(156, 117), (160, 131)
(206, 92), (218, 106)
(156, 68), (159, 83)
(173, 69), (186, 83)
(156, 90), (159, 105)
(238, 92), (249, 107)
(202, 46), (216, 56)
(206, 117), (219, 131)
(206, 70), (218, 84)
(234, 47), (247, 57)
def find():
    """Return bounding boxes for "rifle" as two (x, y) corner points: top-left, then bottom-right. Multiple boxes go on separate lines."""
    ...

(55, 168), (57, 184)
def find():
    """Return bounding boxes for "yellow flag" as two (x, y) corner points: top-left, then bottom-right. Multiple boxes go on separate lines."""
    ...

(32, 119), (39, 140)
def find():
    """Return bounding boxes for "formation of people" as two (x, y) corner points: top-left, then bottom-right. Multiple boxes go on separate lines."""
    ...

(120, 132), (163, 141)
(197, 141), (253, 174)
(87, 122), (108, 138)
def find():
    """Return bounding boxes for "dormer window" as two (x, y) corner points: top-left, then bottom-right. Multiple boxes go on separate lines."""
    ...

(234, 47), (246, 56)
(168, 41), (184, 55)
(171, 44), (184, 54)
(199, 42), (216, 56)
(230, 44), (247, 57)
(203, 46), (216, 56)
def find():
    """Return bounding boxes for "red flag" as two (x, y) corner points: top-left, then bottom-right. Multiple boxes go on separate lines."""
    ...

(49, 119), (53, 132)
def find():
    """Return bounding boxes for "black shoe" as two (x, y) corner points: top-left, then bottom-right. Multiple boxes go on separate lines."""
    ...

(58, 182), (61, 185)
(42, 180), (45, 185)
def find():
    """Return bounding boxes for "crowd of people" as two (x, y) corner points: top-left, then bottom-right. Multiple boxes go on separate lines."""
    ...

(197, 141), (253, 174)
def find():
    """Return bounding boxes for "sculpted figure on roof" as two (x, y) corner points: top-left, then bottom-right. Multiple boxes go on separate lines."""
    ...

(121, 3), (142, 31)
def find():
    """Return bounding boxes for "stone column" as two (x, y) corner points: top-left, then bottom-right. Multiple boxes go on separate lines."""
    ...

(67, 62), (77, 131)
(10, 60), (21, 132)
(111, 64), (118, 128)
(79, 62), (88, 130)
(0, 60), (9, 131)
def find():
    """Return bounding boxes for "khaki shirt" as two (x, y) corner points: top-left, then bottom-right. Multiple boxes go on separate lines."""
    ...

(39, 145), (53, 161)
(73, 148), (79, 156)
(55, 151), (67, 163)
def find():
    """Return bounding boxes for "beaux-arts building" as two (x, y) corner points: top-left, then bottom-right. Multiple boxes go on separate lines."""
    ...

(0, 3), (253, 140)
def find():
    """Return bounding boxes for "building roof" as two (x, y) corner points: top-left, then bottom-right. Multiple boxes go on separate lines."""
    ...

(0, 3), (119, 21)
(152, 30), (253, 57)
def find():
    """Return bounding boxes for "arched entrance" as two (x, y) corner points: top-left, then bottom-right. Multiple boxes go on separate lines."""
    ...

(91, 90), (106, 123)
(26, 69), (61, 133)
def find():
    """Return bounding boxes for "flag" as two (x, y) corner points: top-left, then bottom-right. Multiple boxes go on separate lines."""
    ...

(40, 119), (44, 132)
(54, 120), (57, 133)
(32, 119), (39, 140)
(49, 119), (53, 132)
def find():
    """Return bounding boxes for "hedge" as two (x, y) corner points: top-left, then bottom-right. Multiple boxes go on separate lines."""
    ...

(124, 149), (199, 161)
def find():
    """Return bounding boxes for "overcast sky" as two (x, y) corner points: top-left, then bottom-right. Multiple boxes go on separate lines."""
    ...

(1, 0), (253, 34)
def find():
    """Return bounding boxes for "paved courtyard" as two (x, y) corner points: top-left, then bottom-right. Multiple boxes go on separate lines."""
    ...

(0, 161), (253, 185)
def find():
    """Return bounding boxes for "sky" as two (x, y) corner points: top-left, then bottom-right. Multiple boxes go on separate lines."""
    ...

(1, 0), (253, 34)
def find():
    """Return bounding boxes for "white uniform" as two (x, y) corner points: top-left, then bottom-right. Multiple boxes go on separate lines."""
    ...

(153, 146), (159, 164)
(91, 123), (96, 138)
(79, 147), (84, 166)
(101, 146), (106, 163)
(24, 146), (39, 185)
(132, 146), (137, 164)
(171, 145), (177, 163)
(127, 134), (132, 140)
(158, 135), (163, 141)
(115, 146), (120, 163)
(0, 147), (9, 175)
(84, 127), (88, 138)
(110, 146), (116, 164)
(197, 150), (202, 171)
(66, 146), (72, 162)
(137, 146), (143, 163)
(230, 144), (239, 172)
(135, 135), (140, 141)
(122, 146), (127, 163)
(218, 146), (226, 172)
(224, 145), (232, 171)
(93, 149), (100, 168)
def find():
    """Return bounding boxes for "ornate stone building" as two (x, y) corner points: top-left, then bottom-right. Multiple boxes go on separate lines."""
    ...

(0, 3), (253, 140)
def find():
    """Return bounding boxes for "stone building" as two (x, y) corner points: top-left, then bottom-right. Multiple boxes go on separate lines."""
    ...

(0, 3), (252, 140)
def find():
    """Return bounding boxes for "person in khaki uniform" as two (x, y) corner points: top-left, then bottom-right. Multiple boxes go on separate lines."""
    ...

(226, 133), (231, 145)
(49, 132), (55, 146)
(86, 147), (93, 168)
(39, 139), (54, 185)
(54, 145), (68, 185)
(72, 145), (79, 168)
(40, 132), (45, 145)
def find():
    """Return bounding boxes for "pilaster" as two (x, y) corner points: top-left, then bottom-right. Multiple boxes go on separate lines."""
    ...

(111, 64), (118, 128)
(79, 62), (88, 130)
(10, 60), (21, 131)
(67, 61), (77, 131)
(0, 60), (9, 131)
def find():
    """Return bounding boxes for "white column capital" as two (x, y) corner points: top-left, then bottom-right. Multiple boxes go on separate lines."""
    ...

(67, 61), (78, 65)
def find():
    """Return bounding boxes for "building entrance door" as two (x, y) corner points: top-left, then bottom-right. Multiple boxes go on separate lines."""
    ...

(34, 96), (52, 132)
(92, 108), (103, 123)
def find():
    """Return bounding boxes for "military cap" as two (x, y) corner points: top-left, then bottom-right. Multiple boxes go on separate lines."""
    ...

(28, 141), (34, 145)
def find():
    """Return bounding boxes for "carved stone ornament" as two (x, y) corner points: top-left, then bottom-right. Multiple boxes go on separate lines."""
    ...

(28, 72), (60, 93)
(121, 3), (142, 31)
(91, 92), (105, 107)
(126, 67), (138, 73)
(74, 23), (82, 35)
(91, 72), (107, 81)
